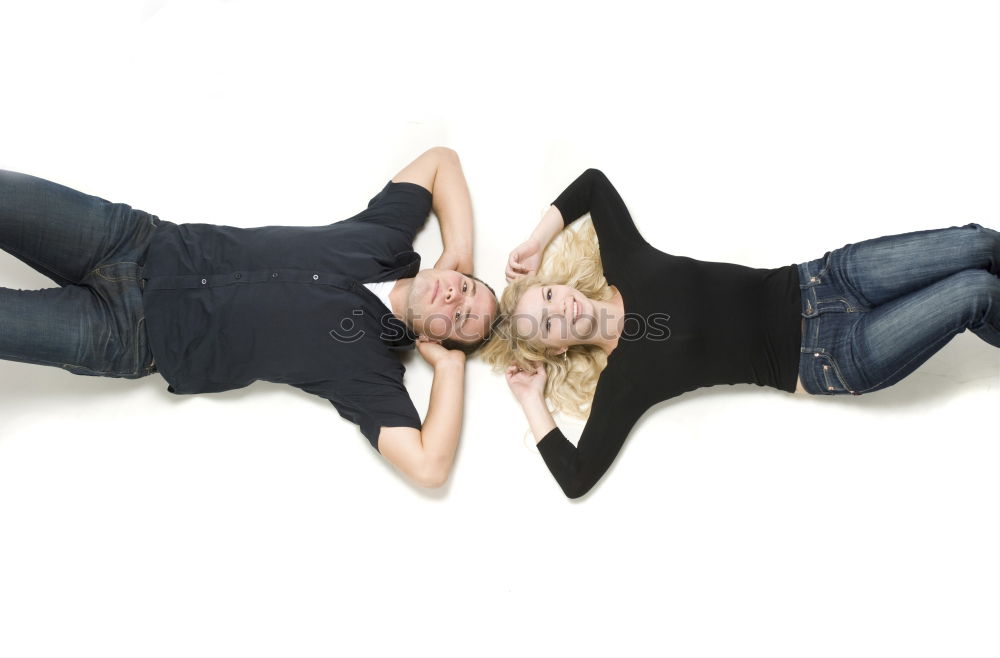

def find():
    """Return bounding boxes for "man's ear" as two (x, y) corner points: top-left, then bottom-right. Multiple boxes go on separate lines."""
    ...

(416, 334), (442, 344)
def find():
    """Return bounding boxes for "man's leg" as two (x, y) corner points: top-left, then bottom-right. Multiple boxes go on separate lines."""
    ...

(1, 284), (106, 373)
(0, 169), (157, 286)
(0, 170), (158, 378)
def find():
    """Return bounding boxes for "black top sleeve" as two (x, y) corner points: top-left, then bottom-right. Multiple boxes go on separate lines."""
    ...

(551, 169), (647, 271)
(535, 366), (651, 499)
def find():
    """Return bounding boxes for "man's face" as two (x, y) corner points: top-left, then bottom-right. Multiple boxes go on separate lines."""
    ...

(405, 269), (497, 345)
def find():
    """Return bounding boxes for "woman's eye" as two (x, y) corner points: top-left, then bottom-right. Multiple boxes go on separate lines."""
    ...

(545, 319), (551, 331)
(546, 288), (552, 301)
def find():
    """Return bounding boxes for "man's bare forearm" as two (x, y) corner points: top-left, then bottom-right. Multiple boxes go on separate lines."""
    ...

(418, 355), (466, 484)
(430, 149), (474, 272)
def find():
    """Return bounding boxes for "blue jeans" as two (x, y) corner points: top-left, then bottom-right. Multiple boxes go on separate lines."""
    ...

(797, 223), (1000, 395)
(0, 170), (158, 378)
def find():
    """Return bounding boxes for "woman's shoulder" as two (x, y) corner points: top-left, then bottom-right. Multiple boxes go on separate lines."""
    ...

(583, 352), (658, 431)
(592, 343), (649, 400)
(595, 337), (691, 408)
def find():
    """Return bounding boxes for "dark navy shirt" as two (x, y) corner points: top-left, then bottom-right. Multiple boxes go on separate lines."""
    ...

(139, 181), (432, 450)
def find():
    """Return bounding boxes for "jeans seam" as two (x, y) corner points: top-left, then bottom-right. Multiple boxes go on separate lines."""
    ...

(90, 261), (141, 282)
(0, 351), (100, 373)
(134, 316), (145, 377)
(0, 242), (76, 285)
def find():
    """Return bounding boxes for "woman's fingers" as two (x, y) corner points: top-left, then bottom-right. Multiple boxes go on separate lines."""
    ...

(506, 253), (530, 282)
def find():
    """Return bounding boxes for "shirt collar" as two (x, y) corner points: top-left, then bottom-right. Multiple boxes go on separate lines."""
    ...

(360, 251), (421, 350)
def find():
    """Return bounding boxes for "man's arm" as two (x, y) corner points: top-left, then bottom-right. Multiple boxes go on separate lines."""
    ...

(376, 343), (466, 488)
(391, 147), (474, 273)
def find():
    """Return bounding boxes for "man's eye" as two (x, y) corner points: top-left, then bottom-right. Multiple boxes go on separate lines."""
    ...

(462, 281), (468, 293)
(455, 311), (461, 321)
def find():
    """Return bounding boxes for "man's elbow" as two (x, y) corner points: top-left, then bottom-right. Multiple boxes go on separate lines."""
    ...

(427, 145), (460, 165)
(412, 449), (455, 489)
(414, 462), (452, 489)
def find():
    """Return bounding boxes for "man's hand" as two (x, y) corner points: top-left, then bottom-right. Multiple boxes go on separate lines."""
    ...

(416, 338), (466, 369)
(505, 238), (543, 282)
(434, 249), (473, 274)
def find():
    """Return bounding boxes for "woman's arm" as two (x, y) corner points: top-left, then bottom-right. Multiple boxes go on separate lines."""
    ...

(506, 168), (646, 282)
(506, 365), (645, 499)
(505, 205), (564, 281)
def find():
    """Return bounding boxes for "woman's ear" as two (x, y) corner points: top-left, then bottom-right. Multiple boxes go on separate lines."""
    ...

(551, 346), (568, 356)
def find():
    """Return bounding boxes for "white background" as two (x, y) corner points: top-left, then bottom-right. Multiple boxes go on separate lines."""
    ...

(0, 1), (998, 657)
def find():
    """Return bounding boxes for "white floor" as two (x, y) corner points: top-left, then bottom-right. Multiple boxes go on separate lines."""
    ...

(0, 2), (997, 657)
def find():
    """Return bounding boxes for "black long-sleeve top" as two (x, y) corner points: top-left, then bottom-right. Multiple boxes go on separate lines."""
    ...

(537, 169), (801, 498)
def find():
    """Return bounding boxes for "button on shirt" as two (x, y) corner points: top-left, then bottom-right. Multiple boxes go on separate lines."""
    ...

(139, 181), (432, 450)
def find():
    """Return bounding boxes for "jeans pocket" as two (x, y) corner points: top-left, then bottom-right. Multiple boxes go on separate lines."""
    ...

(133, 316), (156, 377)
(812, 350), (855, 395)
(65, 262), (150, 379)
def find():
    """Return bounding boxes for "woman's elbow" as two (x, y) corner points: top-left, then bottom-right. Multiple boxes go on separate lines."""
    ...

(559, 480), (593, 500)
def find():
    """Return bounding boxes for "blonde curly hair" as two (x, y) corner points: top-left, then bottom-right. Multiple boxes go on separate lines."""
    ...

(482, 219), (613, 418)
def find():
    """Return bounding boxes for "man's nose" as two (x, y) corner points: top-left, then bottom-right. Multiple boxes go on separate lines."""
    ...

(444, 285), (462, 304)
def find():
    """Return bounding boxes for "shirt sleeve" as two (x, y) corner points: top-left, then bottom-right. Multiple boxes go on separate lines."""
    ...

(551, 169), (648, 260)
(353, 180), (433, 242)
(535, 370), (652, 499)
(295, 372), (422, 451)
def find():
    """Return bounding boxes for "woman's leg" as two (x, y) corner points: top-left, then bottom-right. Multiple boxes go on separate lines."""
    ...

(829, 222), (999, 307)
(0, 169), (157, 285)
(815, 268), (1000, 394)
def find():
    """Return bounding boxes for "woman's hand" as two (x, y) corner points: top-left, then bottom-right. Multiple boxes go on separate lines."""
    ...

(506, 205), (565, 282)
(505, 363), (547, 404)
(505, 239), (542, 282)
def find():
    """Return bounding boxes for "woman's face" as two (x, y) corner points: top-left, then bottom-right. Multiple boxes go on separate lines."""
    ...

(512, 284), (597, 352)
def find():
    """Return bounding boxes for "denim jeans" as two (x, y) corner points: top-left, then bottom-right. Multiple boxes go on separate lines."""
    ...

(0, 170), (159, 379)
(797, 222), (1000, 395)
